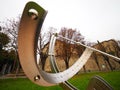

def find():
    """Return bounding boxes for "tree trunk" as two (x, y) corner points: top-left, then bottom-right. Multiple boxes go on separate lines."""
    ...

(1, 64), (7, 75)
(15, 62), (20, 76)
(41, 59), (47, 70)
(7, 65), (12, 74)
(40, 52), (48, 70)
(97, 41), (113, 71)
(83, 65), (86, 72)
(93, 53), (101, 71)
(12, 50), (19, 73)
(11, 58), (17, 72)
(103, 55), (113, 71)
(65, 60), (69, 69)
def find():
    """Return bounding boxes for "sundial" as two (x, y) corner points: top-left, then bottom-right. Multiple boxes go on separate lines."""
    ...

(18, 1), (119, 90)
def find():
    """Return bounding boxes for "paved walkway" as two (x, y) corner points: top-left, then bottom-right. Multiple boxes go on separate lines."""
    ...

(0, 74), (27, 79)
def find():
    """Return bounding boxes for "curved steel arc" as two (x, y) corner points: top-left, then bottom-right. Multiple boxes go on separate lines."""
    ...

(48, 35), (59, 72)
(18, 1), (54, 86)
(47, 33), (120, 88)
(40, 45), (93, 83)
(18, 1), (93, 87)
(48, 35), (78, 90)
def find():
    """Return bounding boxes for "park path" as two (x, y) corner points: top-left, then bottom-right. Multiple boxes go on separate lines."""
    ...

(0, 73), (27, 79)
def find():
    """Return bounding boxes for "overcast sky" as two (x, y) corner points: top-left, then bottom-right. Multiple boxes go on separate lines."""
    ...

(0, 0), (120, 42)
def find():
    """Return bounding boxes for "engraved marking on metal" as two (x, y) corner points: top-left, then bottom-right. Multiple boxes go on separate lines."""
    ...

(48, 35), (79, 89)
(40, 47), (93, 83)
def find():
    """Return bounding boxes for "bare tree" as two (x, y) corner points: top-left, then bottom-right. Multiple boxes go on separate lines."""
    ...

(73, 31), (86, 72)
(0, 17), (20, 74)
(58, 28), (85, 69)
(37, 27), (56, 70)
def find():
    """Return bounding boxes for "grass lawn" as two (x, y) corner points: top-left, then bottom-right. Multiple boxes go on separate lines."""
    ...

(0, 71), (120, 90)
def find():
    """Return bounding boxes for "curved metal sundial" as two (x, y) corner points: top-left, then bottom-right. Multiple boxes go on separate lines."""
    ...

(18, 1), (119, 90)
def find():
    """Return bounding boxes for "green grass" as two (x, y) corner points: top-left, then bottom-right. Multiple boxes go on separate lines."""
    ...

(69, 71), (120, 90)
(0, 71), (120, 90)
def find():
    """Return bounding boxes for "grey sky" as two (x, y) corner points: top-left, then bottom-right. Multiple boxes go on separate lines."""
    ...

(0, 0), (120, 42)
